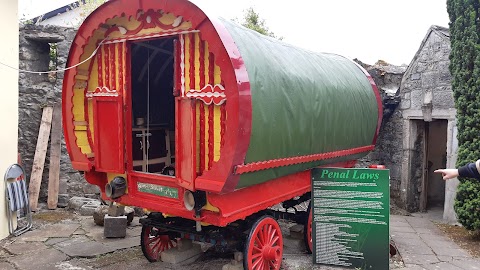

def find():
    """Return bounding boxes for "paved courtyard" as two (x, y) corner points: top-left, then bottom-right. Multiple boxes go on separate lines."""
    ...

(0, 210), (479, 270)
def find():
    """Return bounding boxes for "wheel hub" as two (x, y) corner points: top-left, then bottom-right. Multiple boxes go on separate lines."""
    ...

(262, 245), (281, 261)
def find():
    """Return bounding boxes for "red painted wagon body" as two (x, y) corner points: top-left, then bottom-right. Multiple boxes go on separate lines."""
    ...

(62, 0), (382, 267)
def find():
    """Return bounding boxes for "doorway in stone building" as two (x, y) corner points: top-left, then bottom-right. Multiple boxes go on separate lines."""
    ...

(420, 119), (448, 212)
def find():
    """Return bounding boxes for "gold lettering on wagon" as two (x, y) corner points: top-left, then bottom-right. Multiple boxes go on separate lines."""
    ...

(137, 182), (179, 199)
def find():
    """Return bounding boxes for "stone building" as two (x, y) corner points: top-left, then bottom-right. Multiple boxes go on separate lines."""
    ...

(18, 25), (98, 206)
(387, 25), (457, 222)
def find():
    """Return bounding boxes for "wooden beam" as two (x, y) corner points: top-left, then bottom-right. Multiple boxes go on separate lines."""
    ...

(28, 106), (53, 212)
(47, 104), (62, 210)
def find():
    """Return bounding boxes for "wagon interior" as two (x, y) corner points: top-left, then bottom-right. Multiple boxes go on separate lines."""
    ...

(130, 37), (176, 175)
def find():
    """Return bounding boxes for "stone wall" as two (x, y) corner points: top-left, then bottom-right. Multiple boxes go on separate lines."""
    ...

(400, 27), (453, 114)
(397, 26), (457, 214)
(355, 60), (406, 204)
(18, 24), (98, 206)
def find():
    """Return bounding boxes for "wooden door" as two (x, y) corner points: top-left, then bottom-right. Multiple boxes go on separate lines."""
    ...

(91, 42), (126, 173)
(175, 36), (196, 189)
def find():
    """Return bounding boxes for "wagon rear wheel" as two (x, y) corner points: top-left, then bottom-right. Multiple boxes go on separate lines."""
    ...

(140, 224), (177, 262)
(244, 215), (283, 270)
(304, 202), (313, 254)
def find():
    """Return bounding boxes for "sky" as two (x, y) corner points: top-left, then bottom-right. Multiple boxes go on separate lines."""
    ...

(19, 0), (449, 66)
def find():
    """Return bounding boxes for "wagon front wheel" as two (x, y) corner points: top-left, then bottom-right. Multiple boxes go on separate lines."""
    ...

(140, 224), (177, 262)
(244, 215), (283, 270)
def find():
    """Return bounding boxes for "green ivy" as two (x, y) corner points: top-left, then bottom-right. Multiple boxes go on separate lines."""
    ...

(448, 0), (480, 231)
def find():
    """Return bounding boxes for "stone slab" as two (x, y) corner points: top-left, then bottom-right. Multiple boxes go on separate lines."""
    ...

(53, 236), (91, 248)
(79, 202), (101, 216)
(73, 228), (86, 235)
(4, 241), (49, 255)
(68, 197), (100, 210)
(391, 225), (416, 233)
(390, 231), (419, 239)
(392, 236), (426, 247)
(222, 261), (244, 270)
(45, 237), (70, 246)
(395, 243), (434, 255)
(8, 248), (68, 270)
(289, 224), (304, 239)
(283, 235), (305, 253)
(421, 238), (459, 249)
(55, 240), (117, 258)
(419, 235), (452, 245)
(403, 264), (428, 270)
(422, 262), (463, 270)
(430, 246), (470, 257)
(0, 248), (10, 259)
(405, 217), (437, 229)
(413, 227), (442, 235)
(20, 224), (80, 241)
(161, 242), (202, 264)
(177, 239), (193, 251)
(281, 254), (315, 270)
(83, 224), (104, 238)
(390, 215), (408, 222)
(17, 230), (49, 242)
(0, 262), (16, 270)
(103, 236), (141, 250)
(87, 226), (139, 243)
(53, 261), (94, 270)
(401, 254), (440, 265)
(450, 258), (480, 269)
(391, 220), (412, 227)
(178, 253), (203, 266)
(127, 226), (142, 237)
(437, 255), (454, 262)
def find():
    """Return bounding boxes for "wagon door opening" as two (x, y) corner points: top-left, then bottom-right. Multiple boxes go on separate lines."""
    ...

(130, 38), (176, 174)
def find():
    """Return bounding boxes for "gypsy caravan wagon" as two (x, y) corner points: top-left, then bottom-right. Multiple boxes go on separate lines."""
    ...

(62, 0), (382, 268)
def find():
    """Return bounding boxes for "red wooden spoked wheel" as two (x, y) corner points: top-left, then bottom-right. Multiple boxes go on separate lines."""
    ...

(304, 203), (313, 253)
(244, 216), (283, 270)
(140, 225), (176, 262)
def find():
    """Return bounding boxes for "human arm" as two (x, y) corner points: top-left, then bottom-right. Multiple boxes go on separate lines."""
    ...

(434, 160), (480, 181)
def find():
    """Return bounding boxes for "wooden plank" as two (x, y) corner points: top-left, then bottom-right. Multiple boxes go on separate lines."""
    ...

(28, 106), (53, 211)
(47, 104), (62, 209)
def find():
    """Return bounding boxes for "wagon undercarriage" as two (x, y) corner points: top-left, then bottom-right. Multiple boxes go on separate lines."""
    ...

(139, 192), (313, 268)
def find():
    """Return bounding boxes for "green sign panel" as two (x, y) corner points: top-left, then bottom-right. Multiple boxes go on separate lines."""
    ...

(137, 182), (179, 199)
(312, 168), (390, 269)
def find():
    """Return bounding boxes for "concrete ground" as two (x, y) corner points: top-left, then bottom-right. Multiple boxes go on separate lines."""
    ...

(1, 210), (479, 270)
(391, 213), (480, 270)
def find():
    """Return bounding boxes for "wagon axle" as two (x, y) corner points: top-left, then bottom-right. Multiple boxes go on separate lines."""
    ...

(139, 198), (313, 269)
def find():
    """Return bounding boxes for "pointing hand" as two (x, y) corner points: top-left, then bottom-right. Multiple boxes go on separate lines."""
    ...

(434, 169), (459, 180)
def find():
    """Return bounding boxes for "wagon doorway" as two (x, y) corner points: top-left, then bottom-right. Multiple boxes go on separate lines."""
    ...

(129, 37), (176, 174)
(419, 120), (448, 212)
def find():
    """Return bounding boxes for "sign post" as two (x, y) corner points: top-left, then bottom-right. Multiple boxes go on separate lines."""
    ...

(312, 168), (390, 269)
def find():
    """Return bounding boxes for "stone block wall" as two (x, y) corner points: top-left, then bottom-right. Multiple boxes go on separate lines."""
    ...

(397, 26), (456, 213)
(400, 29), (453, 112)
(19, 24), (99, 205)
(355, 61), (406, 203)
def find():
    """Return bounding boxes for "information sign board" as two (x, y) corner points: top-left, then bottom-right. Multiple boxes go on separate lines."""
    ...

(312, 168), (390, 269)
